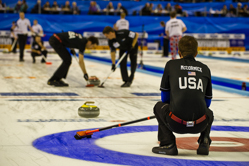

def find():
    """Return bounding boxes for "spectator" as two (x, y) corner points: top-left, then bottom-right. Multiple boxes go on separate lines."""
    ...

(154, 4), (163, 16)
(242, 4), (249, 16)
(141, 3), (151, 16)
(62, 1), (71, 14)
(116, 3), (128, 16)
(14, 0), (22, 13)
(221, 5), (228, 16)
(0, 0), (5, 9)
(165, 3), (172, 13)
(52, 1), (59, 9)
(149, 3), (154, 13)
(71, 1), (80, 15)
(106, 2), (114, 15)
(31, 0), (41, 14)
(63, 1), (70, 9)
(228, 4), (236, 17)
(20, 0), (28, 13)
(237, 2), (243, 16)
(51, 1), (59, 14)
(88, 1), (98, 15)
(94, 1), (101, 12)
(174, 4), (183, 15)
(42, 1), (50, 14)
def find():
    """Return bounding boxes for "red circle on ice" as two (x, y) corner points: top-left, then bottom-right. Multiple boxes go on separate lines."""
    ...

(176, 137), (249, 152)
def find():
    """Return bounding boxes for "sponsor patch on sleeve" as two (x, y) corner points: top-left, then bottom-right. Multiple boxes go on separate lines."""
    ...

(129, 31), (135, 38)
(113, 42), (120, 48)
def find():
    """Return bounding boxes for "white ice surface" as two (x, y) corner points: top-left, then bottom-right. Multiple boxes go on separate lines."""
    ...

(0, 51), (248, 166)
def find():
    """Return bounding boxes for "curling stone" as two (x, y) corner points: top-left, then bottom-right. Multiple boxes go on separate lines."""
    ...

(78, 101), (100, 118)
(89, 76), (100, 86)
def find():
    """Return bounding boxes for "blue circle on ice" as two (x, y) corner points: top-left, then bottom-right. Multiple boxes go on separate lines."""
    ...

(33, 125), (249, 166)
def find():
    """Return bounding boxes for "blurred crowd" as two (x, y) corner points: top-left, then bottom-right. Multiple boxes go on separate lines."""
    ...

(0, 0), (80, 14)
(0, 0), (248, 17)
(88, 1), (128, 15)
(209, 3), (249, 17)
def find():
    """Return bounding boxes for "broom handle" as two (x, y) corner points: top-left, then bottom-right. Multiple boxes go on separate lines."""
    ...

(10, 39), (17, 52)
(99, 51), (128, 86)
(86, 115), (156, 134)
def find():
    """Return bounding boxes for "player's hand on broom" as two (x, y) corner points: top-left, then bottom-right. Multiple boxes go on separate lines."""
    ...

(84, 73), (89, 81)
(111, 64), (116, 71)
(70, 49), (76, 55)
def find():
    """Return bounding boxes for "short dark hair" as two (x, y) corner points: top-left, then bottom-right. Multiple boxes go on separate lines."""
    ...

(178, 36), (198, 57)
(170, 11), (176, 18)
(160, 21), (165, 26)
(121, 13), (126, 18)
(87, 36), (99, 45)
(102, 26), (115, 34)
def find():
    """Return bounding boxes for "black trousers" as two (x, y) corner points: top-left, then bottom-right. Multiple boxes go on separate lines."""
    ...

(11, 38), (17, 53)
(163, 38), (169, 57)
(17, 34), (28, 60)
(49, 36), (71, 80)
(153, 101), (214, 146)
(31, 50), (47, 60)
(119, 43), (138, 83)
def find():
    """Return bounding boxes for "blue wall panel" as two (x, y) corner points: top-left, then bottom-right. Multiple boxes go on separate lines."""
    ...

(0, 14), (248, 50)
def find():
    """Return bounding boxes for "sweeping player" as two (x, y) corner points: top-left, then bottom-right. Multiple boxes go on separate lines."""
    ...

(152, 36), (214, 156)
(165, 11), (186, 60)
(47, 31), (98, 87)
(103, 26), (138, 87)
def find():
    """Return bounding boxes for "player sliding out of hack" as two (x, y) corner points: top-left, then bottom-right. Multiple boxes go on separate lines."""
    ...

(152, 36), (214, 156)
(47, 31), (99, 87)
(103, 26), (138, 87)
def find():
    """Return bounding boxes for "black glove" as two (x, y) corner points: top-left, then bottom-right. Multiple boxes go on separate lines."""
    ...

(111, 64), (116, 71)
(84, 73), (89, 81)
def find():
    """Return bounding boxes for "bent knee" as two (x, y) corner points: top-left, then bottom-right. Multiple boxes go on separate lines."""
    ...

(153, 101), (168, 113)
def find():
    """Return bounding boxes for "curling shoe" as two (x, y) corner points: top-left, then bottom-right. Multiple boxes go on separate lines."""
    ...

(197, 137), (210, 155)
(121, 81), (131, 87)
(41, 59), (46, 63)
(47, 79), (69, 87)
(32, 57), (36, 63)
(152, 143), (178, 155)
